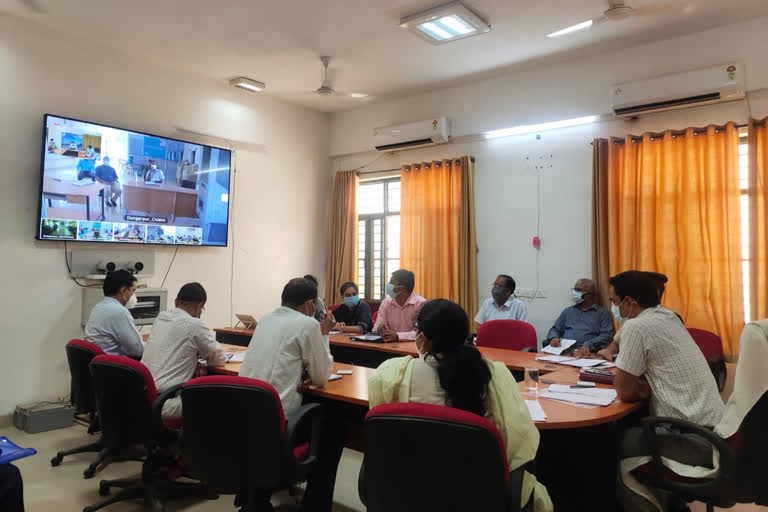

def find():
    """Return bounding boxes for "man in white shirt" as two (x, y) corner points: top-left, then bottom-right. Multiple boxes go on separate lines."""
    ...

(84, 269), (144, 358)
(141, 283), (227, 419)
(474, 274), (529, 327)
(239, 277), (337, 512)
(609, 270), (724, 512)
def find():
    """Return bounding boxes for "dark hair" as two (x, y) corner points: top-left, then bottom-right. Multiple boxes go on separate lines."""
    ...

(303, 274), (319, 286)
(391, 269), (415, 293)
(417, 299), (491, 417)
(282, 277), (318, 307)
(177, 282), (207, 303)
(87, 145), (92, 149)
(644, 272), (668, 298)
(103, 269), (136, 296)
(497, 274), (516, 293)
(608, 271), (660, 309)
(339, 281), (358, 296)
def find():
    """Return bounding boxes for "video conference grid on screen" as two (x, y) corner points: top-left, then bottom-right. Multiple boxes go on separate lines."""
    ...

(38, 114), (232, 246)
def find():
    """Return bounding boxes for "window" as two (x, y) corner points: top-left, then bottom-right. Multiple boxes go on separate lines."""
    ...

(358, 178), (400, 299)
(739, 128), (750, 323)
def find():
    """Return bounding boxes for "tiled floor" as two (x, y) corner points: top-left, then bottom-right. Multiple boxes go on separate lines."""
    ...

(7, 375), (766, 512)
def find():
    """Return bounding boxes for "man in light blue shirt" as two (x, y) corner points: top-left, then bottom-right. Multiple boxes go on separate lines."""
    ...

(474, 274), (529, 327)
(84, 269), (143, 358)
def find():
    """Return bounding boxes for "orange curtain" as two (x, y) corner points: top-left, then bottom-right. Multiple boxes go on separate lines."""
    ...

(607, 124), (744, 357)
(401, 157), (477, 316)
(591, 139), (611, 308)
(323, 170), (358, 306)
(749, 118), (768, 322)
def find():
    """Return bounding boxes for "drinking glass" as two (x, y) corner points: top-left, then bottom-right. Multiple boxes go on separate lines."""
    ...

(524, 368), (539, 394)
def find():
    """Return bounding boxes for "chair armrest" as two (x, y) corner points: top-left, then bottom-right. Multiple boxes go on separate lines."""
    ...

(286, 403), (326, 467)
(640, 416), (735, 492)
(505, 466), (524, 512)
(152, 383), (184, 433)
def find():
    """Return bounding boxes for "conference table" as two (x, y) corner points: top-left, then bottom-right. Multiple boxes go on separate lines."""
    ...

(211, 340), (641, 511)
(42, 176), (106, 221)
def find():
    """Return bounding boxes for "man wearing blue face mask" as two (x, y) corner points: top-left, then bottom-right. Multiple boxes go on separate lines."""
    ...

(333, 281), (373, 334)
(474, 274), (529, 327)
(373, 269), (427, 342)
(545, 278), (614, 357)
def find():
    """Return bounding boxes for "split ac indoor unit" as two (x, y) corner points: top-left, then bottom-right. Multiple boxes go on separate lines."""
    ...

(610, 63), (745, 118)
(373, 117), (450, 151)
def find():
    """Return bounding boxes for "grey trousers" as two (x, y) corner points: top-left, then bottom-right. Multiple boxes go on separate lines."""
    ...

(617, 426), (714, 512)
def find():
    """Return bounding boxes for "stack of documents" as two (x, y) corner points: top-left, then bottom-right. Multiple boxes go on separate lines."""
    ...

(539, 384), (617, 406)
(226, 352), (246, 363)
(536, 355), (576, 364)
(525, 400), (547, 421)
(540, 339), (577, 355)
(535, 355), (608, 368)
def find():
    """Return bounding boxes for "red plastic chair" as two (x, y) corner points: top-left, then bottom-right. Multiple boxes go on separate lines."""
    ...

(359, 402), (523, 512)
(476, 319), (537, 352)
(687, 328), (727, 392)
(372, 310), (379, 326)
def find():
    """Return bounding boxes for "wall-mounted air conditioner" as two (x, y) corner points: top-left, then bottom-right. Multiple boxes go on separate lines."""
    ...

(610, 64), (745, 118)
(373, 117), (450, 151)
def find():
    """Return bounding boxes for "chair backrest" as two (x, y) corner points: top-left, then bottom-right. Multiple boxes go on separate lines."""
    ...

(476, 319), (537, 351)
(372, 310), (379, 326)
(364, 299), (382, 314)
(361, 403), (513, 512)
(327, 304), (339, 313)
(728, 391), (768, 504)
(89, 355), (158, 448)
(66, 339), (104, 414)
(180, 376), (292, 494)
(687, 328), (724, 361)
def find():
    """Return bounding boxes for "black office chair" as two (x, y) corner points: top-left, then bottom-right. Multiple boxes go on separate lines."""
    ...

(83, 355), (204, 512)
(165, 375), (325, 511)
(359, 402), (524, 512)
(632, 392), (768, 511)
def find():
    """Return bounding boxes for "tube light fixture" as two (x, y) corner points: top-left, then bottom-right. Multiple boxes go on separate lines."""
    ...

(229, 77), (266, 92)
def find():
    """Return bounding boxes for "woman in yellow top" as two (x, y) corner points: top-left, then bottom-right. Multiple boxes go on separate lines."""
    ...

(368, 299), (553, 512)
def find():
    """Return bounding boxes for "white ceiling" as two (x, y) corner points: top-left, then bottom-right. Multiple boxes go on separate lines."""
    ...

(3, 0), (768, 112)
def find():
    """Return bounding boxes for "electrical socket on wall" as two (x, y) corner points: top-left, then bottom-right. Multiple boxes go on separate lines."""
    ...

(515, 288), (548, 299)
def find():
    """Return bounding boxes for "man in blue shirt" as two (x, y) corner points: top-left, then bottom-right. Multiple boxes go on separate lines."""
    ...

(84, 269), (144, 358)
(546, 278), (614, 357)
(76, 157), (95, 181)
(94, 156), (121, 207)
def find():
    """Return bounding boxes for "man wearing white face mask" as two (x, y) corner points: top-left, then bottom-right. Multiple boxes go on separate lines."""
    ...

(545, 278), (613, 357)
(84, 269), (144, 358)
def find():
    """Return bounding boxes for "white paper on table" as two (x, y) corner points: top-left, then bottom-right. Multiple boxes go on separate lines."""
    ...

(535, 355), (576, 363)
(525, 400), (547, 421)
(598, 362), (617, 368)
(328, 330), (343, 335)
(541, 384), (617, 406)
(559, 358), (606, 368)
(328, 374), (343, 381)
(540, 339), (577, 355)
(354, 334), (383, 341)
(226, 352), (246, 363)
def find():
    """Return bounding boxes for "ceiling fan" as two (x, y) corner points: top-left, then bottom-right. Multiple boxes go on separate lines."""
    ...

(547, 1), (689, 37)
(312, 56), (369, 100)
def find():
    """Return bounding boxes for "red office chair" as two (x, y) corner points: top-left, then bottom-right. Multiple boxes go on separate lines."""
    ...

(167, 375), (325, 511)
(327, 304), (339, 313)
(371, 310), (379, 326)
(687, 328), (727, 392)
(83, 355), (205, 512)
(359, 403), (524, 512)
(51, 339), (122, 478)
(476, 320), (537, 352)
(633, 391), (768, 512)
(364, 299), (382, 315)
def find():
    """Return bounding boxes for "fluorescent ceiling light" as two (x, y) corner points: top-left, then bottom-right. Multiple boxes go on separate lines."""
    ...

(485, 115), (599, 139)
(349, 93), (369, 99)
(547, 19), (593, 38)
(401, 1), (490, 45)
(229, 77), (266, 92)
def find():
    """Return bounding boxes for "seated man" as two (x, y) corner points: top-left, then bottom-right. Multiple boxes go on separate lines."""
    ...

(94, 156), (121, 207)
(141, 282), (227, 419)
(373, 269), (427, 342)
(84, 269), (143, 358)
(304, 274), (327, 322)
(545, 278), (613, 357)
(76, 156), (95, 181)
(239, 278), (336, 512)
(609, 270), (724, 512)
(474, 274), (528, 327)
(0, 463), (24, 512)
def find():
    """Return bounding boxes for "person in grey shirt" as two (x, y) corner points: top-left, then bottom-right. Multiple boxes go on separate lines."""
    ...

(546, 278), (614, 357)
(304, 274), (328, 322)
(84, 269), (143, 358)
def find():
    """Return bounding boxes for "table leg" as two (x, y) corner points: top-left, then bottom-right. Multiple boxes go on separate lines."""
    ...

(101, 191), (105, 221)
(86, 196), (91, 220)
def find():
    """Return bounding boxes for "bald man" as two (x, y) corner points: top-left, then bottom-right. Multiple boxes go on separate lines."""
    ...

(545, 278), (614, 357)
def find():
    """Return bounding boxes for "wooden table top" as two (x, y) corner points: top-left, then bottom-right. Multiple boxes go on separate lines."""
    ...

(42, 176), (104, 197)
(212, 343), (639, 430)
(214, 328), (564, 374)
(123, 181), (198, 195)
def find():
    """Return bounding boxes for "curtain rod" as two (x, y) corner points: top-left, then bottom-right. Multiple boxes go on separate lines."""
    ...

(356, 156), (475, 174)
(608, 122), (752, 144)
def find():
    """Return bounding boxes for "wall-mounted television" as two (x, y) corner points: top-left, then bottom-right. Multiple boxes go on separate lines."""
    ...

(36, 114), (232, 247)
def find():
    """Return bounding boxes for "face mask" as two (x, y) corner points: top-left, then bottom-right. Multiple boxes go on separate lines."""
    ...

(571, 289), (584, 304)
(386, 283), (397, 298)
(611, 303), (626, 325)
(491, 286), (507, 303)
(125, 291), (137, 310)
(305, 301), (316, 318)
(343, 295), (360, 307)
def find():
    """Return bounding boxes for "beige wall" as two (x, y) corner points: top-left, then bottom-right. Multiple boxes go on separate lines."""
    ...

(0, 14), (331, 420)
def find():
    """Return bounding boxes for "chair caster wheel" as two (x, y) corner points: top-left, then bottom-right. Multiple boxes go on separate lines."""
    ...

(83, 466), (96, 479)
(51, 455), (63, 467)
(98, 481), (110, 496)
